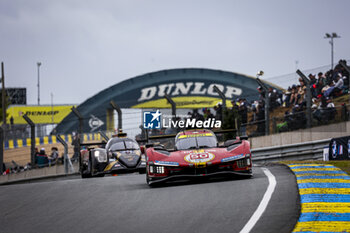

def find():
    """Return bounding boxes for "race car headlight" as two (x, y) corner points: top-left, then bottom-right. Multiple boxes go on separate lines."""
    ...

(245, 154), (251, 166)
(94, 149), (107, 163)
(156, 166), (165, 174)
(149, 165), (165, 174)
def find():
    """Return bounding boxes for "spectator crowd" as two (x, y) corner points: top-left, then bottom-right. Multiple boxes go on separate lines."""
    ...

(245, 59), (349, 135)
(2, 133), (82, 176)
(276, 60), (349, 132)
(136, 60), (349, 139)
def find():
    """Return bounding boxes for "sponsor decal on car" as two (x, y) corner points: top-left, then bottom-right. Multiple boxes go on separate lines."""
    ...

(178, 133), (213, 139)
(154, 161), (179, 166)
(104, 161), (118, 171)
(184, 151), (215, 164)
(221, 154), (244, 162)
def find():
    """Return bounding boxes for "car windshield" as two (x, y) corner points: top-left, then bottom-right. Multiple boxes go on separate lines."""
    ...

(175, 135), (217, 150)
(109, 140), (139, 151)
(125, 141), (139, 150)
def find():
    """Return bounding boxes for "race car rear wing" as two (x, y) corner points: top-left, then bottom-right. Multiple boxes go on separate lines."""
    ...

(80, 142), (106, 147)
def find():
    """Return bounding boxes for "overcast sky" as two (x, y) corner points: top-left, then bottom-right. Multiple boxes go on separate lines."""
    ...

(1, 0), (349, 105)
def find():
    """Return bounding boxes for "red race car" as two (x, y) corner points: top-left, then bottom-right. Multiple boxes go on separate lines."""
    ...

(145, 129), (252, 186)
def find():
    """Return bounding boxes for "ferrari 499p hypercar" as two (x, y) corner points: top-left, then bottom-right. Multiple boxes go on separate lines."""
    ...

(145, 129), (252, 186)
(80, 136), (146, 178)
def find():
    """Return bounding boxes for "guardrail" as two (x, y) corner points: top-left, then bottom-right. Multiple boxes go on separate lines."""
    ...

(251, 138), (330, 162)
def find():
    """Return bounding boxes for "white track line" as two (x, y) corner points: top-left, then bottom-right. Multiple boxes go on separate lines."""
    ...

(239, 168), (277, 233)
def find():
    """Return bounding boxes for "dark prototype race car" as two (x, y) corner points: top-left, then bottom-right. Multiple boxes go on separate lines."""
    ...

(80, 136), (146, 178)
(145, 129), (252, 186)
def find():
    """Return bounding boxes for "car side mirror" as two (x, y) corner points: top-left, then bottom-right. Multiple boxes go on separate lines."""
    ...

(154, 144), (165, 149)
(224, 139), (237, 147)
(140, 146), (145, 154)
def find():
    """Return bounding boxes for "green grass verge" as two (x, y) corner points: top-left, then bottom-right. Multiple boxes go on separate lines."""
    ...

(279, 160), (350, 175)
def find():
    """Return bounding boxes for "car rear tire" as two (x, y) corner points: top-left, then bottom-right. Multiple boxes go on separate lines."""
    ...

(81, 160), (92, 178)
(81, 165), (92, 179)
(81, 171), (91, 178)
(146, 172), (151, 185)
(139, 168), (146, 174)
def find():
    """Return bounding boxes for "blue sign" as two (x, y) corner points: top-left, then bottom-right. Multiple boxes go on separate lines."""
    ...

(329, 136), (350, 161)
(332, 141), (337, 159)
(221, 154), (244, 162)
(155, 161), (179, 166)
(143, 110), (162, 129)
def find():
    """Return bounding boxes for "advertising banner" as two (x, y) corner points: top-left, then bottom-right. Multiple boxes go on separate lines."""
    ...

(7, 105), (75, 124)
(328, 136), (350, 160)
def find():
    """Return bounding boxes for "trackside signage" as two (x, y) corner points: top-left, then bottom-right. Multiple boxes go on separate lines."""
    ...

(137, 82), (242, 102)
(143, 110), (221, 129)
(133, 82), (243, 109)
(6, 105), (75, 124)
(329, 136), (350, 160)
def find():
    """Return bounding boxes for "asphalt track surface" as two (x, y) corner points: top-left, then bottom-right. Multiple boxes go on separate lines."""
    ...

(0, 164), (299, 233)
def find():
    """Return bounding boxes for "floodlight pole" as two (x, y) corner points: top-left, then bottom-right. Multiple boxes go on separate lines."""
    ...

(37, 62), (41, 105)
(1, 62), (6, 128)
(256, 78), (270, 135)
(296, 70), (312, 128)
(110, 100), (122, 130)
(324, 33), (340, 70)
(331, 37), (334, 70)
(0, 126), (3, 174)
